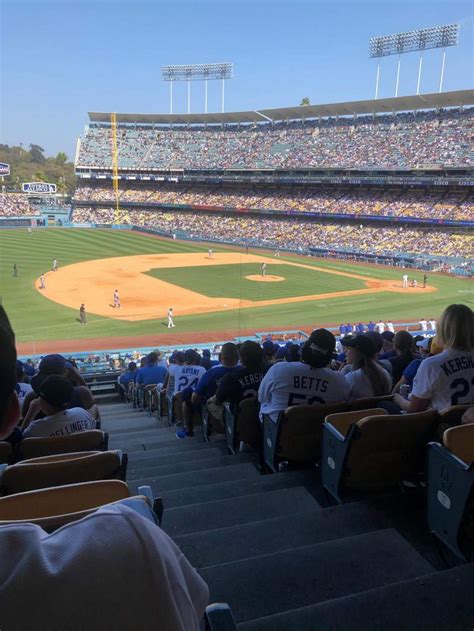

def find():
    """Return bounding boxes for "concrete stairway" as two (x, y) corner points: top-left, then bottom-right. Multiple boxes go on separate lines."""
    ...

(100, 402), (474, 630)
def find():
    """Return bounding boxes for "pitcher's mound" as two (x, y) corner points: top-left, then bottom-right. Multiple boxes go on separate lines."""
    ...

(246, 275), (285, 282)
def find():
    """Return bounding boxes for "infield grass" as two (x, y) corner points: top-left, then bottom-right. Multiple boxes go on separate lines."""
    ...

(145, 263), (366, 300)
(0, 227), (471, 347)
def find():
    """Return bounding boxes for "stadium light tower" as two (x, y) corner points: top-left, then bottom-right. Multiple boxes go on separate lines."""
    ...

(369, 24), (459, 99)
(161, 62), (233, 114)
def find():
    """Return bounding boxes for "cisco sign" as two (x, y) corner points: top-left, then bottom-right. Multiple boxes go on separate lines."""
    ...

(0, 162), (10, 176)
(22, 182), (57, 194)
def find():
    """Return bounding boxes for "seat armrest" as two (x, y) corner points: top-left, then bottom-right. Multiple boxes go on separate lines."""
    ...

(205, 604), (238, 631)
(326, 408), (387, 437)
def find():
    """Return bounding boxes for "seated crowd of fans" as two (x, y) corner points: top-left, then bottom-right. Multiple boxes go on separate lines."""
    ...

(73, 186), (474, 222)
(72, 207), (473, 259)
(77, 108), (473, 170)
(0, 192), (40, 217)
(1, 301), (473, 626)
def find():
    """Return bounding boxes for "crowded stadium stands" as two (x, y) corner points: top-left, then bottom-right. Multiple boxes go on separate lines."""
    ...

(0, 193), (40, 217)
(71, 207), (473, 259)
(73, 186), (474, 222)
(77, 108), (473, 170)
(3, 302), (473, 629)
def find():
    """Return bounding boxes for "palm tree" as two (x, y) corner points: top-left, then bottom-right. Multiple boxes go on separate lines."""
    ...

(300, 97), (310, 106)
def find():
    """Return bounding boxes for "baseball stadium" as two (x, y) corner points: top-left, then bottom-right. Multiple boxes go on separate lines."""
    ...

(1, 4), (474, 629)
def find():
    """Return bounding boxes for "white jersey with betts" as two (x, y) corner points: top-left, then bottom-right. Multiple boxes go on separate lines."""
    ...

(411, 349), (474, 410)
(258, 361), (350, 422)
(167, 364), (206, 396)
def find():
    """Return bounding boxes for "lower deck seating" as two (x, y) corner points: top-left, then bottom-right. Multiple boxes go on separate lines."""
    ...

(78, 403), (474, 628)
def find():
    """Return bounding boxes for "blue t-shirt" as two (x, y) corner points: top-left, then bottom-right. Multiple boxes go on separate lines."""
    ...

(119, 370), (136, 388)
(195, 365), (239, 400)
(355, 323), (365, 334)
(136, 364), (168, 386)
(367, 322), (376, 331)
(402, 358), (423, 387)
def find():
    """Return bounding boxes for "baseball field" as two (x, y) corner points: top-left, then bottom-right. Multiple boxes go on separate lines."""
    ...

(0, 227), (471, 354)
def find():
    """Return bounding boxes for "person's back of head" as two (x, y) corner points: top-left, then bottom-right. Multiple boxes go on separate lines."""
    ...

(147, 352), (158, 365)
(239, 341), (263, 370)
(37, 374), (73, 416)
(128, 361), (137, 372)
(364, 331), (384, 355)
(394, 330), (413, 355)
(219, 342), (239, 367)
(16, 360), (25, 383)
(184, 349), (199, 366)
(437, 303), (474, 352)
(302, 329), (335, 368)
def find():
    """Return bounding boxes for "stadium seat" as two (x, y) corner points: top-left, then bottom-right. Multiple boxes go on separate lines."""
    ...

(0, 442), (13, 465)
(263, 402), (349, 473)
(349, 395), (394, 410)
(0, 479), (162, 532)
(16, 430), (109, 461)
(0, 450), (128, 495)
(205, 603), (238, 631)
(322, 409), (439, 502)
(224, 398), (260, 455)
(427, 424), (474, 562)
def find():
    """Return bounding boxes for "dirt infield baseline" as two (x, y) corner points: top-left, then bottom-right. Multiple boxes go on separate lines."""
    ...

(37, 252), (436, 322)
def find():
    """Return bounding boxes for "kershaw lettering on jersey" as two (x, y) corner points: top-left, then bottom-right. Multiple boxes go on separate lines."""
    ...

(439, 355), (474, 376)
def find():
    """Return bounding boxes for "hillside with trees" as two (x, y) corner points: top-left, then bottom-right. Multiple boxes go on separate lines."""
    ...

(0, 144), (76, 195)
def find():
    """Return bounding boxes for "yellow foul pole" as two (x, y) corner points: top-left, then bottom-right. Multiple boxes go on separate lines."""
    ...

(110, 112), (120, 224)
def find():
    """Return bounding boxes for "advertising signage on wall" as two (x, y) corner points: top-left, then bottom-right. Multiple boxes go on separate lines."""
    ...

(0, 163), (10, 176)
(22, 182), (57, 194)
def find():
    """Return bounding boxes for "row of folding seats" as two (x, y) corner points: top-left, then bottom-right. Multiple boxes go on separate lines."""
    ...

(102, 396), (474, 629)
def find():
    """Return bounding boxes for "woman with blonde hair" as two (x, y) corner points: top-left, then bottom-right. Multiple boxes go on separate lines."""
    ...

(394, 304), (474, 412)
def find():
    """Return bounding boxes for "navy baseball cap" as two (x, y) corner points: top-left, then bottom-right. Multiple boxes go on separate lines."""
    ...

(202, 349), (211, 357)
(38, 354), (67, 373)
(32, 354), (68, 394)
(39, 375), (73, 408)
(342, 335), (376, 357)
(381, 331), (395, 342)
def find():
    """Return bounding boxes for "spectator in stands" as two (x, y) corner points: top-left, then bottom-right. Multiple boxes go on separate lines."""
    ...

(258, 329), (350, 422)
(214, 341), (266, 407)
(118, 361), (137, 400)
(199, 349), (213, 370)
(136, 352), (168, 387)
(22, 354), (95, 419)
(179, 343), (239, 438)
(389, 331), (416, 385)
(394, 304), (474, 412)
(20, 375), (96, 438)
(364, 330), (393, 377)
(16, 361), (33, 404)
(379, 331), (396, 359)
(0, 307), (209, 630)
(341, 335), (392, 400)
(165, 349), (206, 400)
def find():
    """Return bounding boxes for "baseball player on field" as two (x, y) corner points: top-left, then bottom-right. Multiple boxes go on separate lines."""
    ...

(113, 289), (121, 308)
(261, 263), (267, 277)
(167, 308), (175, 328)
(208, 248), (213, 259)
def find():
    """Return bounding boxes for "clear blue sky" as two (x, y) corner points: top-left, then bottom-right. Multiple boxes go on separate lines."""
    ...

(1, 0), (472, 158)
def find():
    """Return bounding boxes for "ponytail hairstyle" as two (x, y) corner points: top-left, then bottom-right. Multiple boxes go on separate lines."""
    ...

(302, 329), (335, 369)
(352, 352), (390, 396)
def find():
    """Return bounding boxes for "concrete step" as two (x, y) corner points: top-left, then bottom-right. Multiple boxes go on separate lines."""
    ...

(127, 453), (253, 481)
(162, 470), (319, 509)
(127, 447), (222, 469)
(175, 501), (390, 568)
(128, 462), (260, 494)
(238, 563), (474, 631)
(123, 440), (211, 455)
(109, 431), (191, 450)
(163, 487), (318, 537)
(199, 529), (432, 623)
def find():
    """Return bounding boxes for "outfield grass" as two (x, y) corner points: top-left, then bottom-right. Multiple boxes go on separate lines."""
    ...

(146, 263), (366, 301)
(0, 227), (471, 346)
